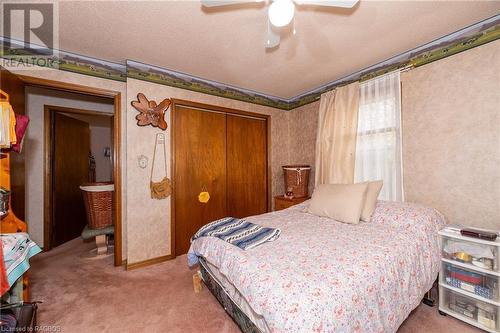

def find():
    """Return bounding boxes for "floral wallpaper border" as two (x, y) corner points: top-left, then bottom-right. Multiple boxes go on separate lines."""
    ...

(0, 37), (127, 82)
(1, 15), (498, 110)
(287, 14), (500, 109)
(126, 60), (290, 110)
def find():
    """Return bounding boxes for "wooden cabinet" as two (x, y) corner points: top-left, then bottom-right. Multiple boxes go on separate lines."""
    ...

(274, 195), (310, 211)
(172, 100), (269, 256)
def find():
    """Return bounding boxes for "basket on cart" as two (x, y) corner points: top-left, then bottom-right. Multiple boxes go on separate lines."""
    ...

(80, 182), (114, 229)
(282, 165), (311, 198)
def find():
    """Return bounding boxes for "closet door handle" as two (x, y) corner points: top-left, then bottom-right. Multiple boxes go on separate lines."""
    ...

(198, 187), (210, 203)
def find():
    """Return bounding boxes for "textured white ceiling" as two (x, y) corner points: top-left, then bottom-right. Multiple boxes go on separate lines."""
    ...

(56, 0), (499, 98)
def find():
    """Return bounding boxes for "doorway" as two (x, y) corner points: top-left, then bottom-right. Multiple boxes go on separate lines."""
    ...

(45, 105), (114, 249)
(0, 67), (123, 266)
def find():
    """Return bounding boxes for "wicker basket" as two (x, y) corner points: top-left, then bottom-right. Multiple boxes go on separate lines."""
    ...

(80, 182), (114, 229)
(282, 165), (311, 198)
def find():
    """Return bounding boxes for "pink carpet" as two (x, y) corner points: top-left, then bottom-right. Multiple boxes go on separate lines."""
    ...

(29, 239), (482, 333)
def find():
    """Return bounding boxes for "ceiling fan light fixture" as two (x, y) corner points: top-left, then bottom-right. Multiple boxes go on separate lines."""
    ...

(268, 0), (295, 27)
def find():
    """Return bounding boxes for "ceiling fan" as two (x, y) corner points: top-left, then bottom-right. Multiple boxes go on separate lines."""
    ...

(201, 0), (359, 48)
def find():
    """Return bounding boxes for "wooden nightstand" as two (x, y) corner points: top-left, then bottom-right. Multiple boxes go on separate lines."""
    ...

(274, 195), (310, 211)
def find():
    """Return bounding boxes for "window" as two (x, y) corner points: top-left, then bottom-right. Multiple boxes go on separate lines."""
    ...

(354, 71), (403, 201)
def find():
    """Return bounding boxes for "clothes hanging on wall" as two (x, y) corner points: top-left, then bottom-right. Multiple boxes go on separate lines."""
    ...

(0, 101), (17, 148)
(11, 114), (29, 153)
(0, 92), (30, 152)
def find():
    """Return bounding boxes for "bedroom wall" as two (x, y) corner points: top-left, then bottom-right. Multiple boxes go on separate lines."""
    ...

(401, 40), (499, 230)
(5, 63), (292, 265)
(287, 101), (320, 196)
(6, 37), (496, 266)
(286, 40), (500, 230)
(126, 78), (290, 264)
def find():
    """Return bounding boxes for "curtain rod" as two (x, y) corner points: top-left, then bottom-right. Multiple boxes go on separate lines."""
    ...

(359, 64), (414, 83)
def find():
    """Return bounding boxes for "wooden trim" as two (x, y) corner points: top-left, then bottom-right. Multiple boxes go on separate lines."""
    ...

(125, 254), (173, 270)
(43, 105), (114, 117)
(170, 102), (177, 260)
(266, 116), (272, 212)
(113, 94), (122, 266)
(171, 99), (271, 121)
(18, 75), (119, 98)
(170, 99), (272, 258)
(42, 107), (52, 251)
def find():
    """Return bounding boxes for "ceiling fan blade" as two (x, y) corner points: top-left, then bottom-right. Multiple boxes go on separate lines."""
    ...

(265, 21), (280, 49)
(201, 0), (264, 7)
(294, 0), (358, 8)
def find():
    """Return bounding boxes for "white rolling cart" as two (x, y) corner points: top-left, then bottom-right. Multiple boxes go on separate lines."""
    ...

(438, 226), (500, 332)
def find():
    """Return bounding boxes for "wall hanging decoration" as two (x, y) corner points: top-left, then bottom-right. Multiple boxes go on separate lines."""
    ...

(11, 114), (29, 153)
(150, 133), (171, 199)
(131, 93), (171, 130)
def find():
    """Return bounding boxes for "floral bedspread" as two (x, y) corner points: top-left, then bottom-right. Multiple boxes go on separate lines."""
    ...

(188, 201), (446, 333)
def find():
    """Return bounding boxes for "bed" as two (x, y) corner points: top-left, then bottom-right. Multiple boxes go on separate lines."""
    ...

(188, 200), (446, 333)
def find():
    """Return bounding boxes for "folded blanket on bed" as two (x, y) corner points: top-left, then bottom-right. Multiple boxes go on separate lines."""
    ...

(192, 217), (281, 250)
(188, 217), (281, 266)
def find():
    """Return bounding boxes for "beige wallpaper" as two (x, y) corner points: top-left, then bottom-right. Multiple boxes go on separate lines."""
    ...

(287, 101), (320, 196)
(401, 40), (500, 230)
(126, 78), (290, 264)
(285, 41), (500, 230)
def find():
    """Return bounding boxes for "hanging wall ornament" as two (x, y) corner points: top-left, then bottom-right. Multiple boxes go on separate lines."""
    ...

(150, 133), (171, 199)
(131, 93), (171, 130)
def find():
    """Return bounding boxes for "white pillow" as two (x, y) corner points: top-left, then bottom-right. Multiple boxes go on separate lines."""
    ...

(307, 183), (369, 224)
(360, 180), (383, 222)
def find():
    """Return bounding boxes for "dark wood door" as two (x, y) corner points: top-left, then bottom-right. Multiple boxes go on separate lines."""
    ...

(52, 113), (90, 247)
(174, 106), (227, 255)
(226, 115), (268, 218)
(0, 66), (25, 220)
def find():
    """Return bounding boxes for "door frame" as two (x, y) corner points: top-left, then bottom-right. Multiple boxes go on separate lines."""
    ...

(44, 105), (114, 250)
(170, 99), (272, 258)
(17, 75), (123, 267)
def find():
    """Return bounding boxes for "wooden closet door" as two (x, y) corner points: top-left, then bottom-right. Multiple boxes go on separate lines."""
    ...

(226, 115), (268, 218)
(174, 106), (227, 255)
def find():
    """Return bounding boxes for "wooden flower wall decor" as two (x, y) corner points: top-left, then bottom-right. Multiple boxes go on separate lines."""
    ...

(131, 93), (171, 130)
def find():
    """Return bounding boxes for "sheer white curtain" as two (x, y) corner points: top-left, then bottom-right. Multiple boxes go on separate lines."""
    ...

(354, 71), (403, 201)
